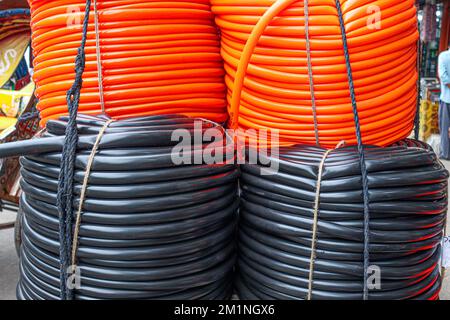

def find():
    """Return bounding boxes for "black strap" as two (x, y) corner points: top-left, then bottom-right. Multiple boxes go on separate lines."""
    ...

(334, 0), (371, 300)
(56, 0), (91, 300)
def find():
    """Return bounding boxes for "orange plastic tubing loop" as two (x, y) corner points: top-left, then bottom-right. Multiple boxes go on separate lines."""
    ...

(229, 0), (297, 129)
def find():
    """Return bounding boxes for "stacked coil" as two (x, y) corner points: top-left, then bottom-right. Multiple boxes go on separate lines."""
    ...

(237, 142), (448, 300)
(0, 114), (239, 300)
(0, 9), (30, 40)
(211, 0), (419, 147)
(29, 0), (227, 125)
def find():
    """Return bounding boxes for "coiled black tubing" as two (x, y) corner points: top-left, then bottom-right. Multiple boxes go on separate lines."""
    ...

(0, 114), (239, 300)
(236, 141), (448, 300)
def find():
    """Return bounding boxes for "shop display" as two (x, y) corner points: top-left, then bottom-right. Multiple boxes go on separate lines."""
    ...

(0, 8), (30, 40)
(0, 7), (34, 213)
(0, 0), (446, 303)
(0, 8), (32, 131)
(0, 102), (39, 206)
(419, 99), (439, 141)
(420, 1), (437, 43)
(418, 78), (440, 142)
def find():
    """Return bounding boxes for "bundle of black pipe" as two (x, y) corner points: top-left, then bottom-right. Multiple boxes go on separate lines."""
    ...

(0, 114), (239, 300)
(236, 142), (448, 300)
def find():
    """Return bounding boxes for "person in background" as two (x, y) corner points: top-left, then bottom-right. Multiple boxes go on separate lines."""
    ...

(438, 45), (450, 159)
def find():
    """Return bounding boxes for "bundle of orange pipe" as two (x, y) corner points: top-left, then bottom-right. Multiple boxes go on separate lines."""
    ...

(29, 0), (227, 126)
(211, 0), (419, 148)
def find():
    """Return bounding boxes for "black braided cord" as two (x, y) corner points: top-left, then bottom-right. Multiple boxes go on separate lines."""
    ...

(18, 111), (40, 123)
(334, 0), (371, 300)
(56, 0), (92, 300)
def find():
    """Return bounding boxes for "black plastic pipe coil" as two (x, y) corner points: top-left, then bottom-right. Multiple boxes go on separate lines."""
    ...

(0, 114), (239, 300)
(236, 142), (448, 300)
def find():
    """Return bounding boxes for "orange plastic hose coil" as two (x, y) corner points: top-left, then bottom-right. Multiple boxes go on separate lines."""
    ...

(210, 0), (419, 148)
(28, 0), (228, 126)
